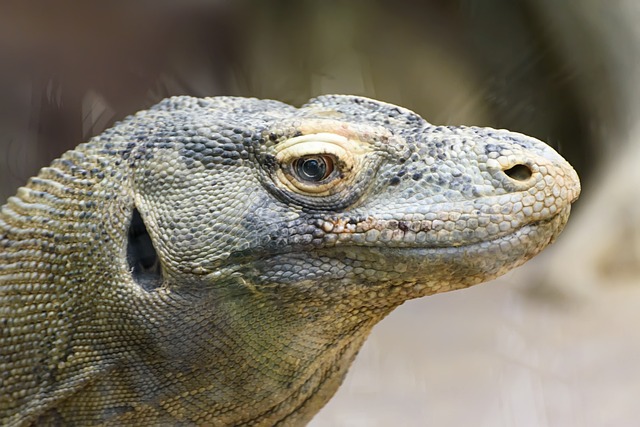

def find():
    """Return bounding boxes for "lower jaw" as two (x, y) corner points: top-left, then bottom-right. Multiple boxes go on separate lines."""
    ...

(309, 208), (571, 294)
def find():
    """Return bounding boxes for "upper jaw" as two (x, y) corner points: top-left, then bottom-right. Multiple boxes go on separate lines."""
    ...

(323, 135), (582, 251)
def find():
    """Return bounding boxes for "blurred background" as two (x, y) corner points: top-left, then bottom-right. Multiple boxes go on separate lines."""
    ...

(0, 0), (638, 425)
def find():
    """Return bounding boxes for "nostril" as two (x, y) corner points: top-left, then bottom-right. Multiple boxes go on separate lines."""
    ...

(503, 164), (533, 181)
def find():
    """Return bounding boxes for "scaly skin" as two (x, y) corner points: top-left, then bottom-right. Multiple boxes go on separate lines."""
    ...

(0, 95), (580, 426)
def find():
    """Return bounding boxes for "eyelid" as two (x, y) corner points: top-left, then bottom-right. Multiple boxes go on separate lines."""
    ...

(276, 132), (350, 151)
(276, 139), (350, 165)
(275, 132), (372, 156)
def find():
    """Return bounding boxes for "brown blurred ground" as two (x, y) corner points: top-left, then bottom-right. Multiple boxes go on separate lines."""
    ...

(311, 263), (640, 426)
(0, 1), (638, 425)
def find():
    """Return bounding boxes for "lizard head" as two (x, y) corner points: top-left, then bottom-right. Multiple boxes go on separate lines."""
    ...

(127, 95), (580, 310)
(0, 95), (581, 424)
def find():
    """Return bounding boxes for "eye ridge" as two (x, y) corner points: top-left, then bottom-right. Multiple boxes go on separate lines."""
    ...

(293, 155), (335, 183)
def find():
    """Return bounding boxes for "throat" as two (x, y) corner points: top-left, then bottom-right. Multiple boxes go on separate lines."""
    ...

(268, 330), (372, 425)
(200, 299), (382, 425)
(237, 324), (374, 425)
(71, 291), (390, 425)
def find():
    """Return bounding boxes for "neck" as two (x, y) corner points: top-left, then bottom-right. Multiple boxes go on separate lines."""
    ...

(60, 287), (395, 425)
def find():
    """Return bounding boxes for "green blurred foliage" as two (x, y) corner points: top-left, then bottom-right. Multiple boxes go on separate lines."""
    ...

(0, 0), (613, 201)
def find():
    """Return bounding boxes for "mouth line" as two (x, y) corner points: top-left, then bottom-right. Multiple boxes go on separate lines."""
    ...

(200, 209), (568, 280)
(446, 213), (560, 250)
(326, 209), (567, 253)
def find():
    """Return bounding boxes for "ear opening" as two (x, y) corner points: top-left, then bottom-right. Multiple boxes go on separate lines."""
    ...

(127, 208), (163, 290)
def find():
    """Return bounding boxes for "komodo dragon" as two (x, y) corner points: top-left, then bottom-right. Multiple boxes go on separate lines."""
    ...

(0, 95), (580, 426)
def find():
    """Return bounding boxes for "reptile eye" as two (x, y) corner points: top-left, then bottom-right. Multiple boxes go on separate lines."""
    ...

(293, 155), (334, 182)
(274, 133), (364, 196)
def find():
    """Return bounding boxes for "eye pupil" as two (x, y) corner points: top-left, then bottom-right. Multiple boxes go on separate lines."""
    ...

(295, 156), (332, 182)
(302, 159), (324, 179)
